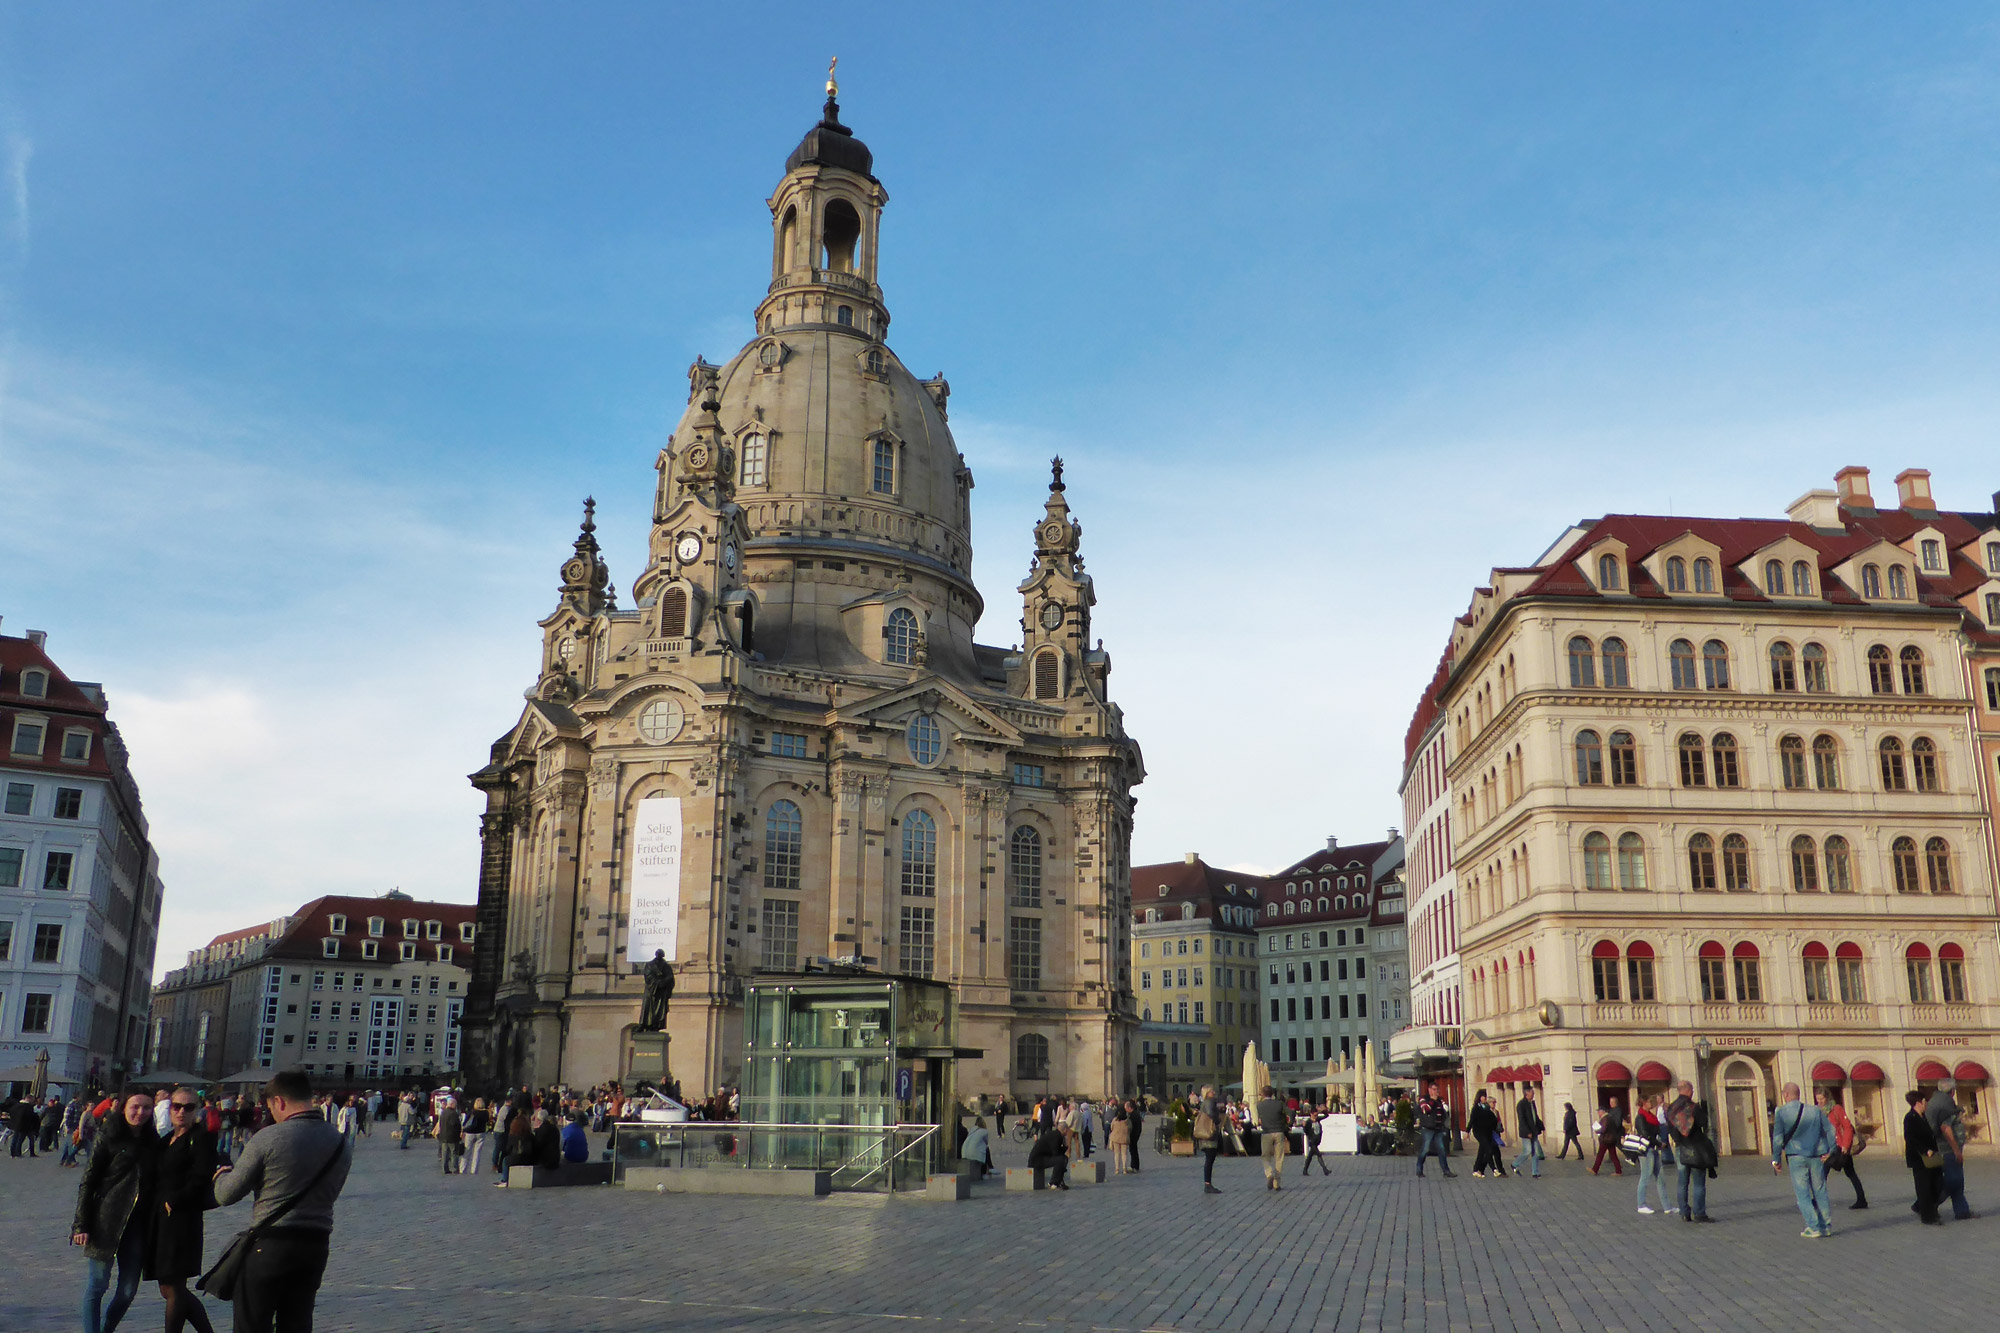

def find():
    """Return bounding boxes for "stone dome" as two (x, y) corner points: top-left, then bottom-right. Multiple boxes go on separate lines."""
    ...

(784, 97), (875, 179)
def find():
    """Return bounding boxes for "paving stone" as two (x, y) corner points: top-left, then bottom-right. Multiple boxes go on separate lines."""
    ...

(2, 1133), (1994, 1332)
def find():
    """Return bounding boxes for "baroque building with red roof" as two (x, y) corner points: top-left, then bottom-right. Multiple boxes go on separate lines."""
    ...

(0, 624), (162, 1093)
(461, 86), (1143, 1100)
(1428, 467), (2000, 1156)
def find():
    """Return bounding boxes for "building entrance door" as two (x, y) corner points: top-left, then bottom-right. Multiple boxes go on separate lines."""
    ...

(1724, 1086), (1760, 1154)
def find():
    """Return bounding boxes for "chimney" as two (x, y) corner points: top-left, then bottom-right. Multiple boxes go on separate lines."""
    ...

(1326, 836), (1339, 852)
(26, 629), (47, 649)
(1786, 489), (1843, 529)
(1895, 467), (1935, 512)
(1388, 827), (1400, 842)
(1183, 852), (1199, 865)
(1834, 466), (1873, 510)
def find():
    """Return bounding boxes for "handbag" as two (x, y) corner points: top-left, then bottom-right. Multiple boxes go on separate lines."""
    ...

(1919, 1149), (1945, 1170)
(198, 1139), (347, 1302)
(1620, 1132), (1650, 1156)
(1192, 1111), (1216, 1141)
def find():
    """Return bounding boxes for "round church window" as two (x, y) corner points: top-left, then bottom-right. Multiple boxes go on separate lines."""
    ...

(906, 713), (942, 766)
(637, 698), (685, 745)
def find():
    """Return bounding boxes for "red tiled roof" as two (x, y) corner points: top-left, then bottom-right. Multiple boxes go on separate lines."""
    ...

(1129, 858), (1269, 932)
(268, 895), (479, 963)
(0, 632), (117, 781)
(203, 921), (283, 950)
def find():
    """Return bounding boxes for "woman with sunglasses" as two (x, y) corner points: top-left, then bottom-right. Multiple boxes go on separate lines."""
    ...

(151, 1089), (219, 1333)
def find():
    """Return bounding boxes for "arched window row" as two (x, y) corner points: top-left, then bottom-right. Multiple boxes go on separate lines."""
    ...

(1580, 831), (1649, 891)
(1589, 938), (1657, 1003)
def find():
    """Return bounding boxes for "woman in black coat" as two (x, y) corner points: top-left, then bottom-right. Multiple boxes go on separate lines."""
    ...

(73, 1091), (159, 1333)
(1467, 1092), (1504, 1177)
(149, 1090), (219, 1333)
(1904, 1088), (1944, 1226)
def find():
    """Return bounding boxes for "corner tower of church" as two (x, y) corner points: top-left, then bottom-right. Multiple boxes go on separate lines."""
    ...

(461, 81), (1145, 1105)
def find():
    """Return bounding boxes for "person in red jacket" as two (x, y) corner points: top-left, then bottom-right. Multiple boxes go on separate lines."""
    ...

(1815, 1087), (1868, 1210)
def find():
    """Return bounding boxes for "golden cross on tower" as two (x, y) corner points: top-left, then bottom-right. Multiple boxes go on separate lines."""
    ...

(826, 56), (838, 98)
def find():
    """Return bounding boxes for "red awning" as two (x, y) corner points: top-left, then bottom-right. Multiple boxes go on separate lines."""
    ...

(1955, 1061), (1990, 1083)
(1487, 1066), (1512, 1083)
(1635, 1061), (1673, 1083)
(1849, 1061), (1886, 1082)
(1810, 1061), (1846, 1083)
(1596, 1061), (1633, 1083)
(1915, 1060), (1951, 1081)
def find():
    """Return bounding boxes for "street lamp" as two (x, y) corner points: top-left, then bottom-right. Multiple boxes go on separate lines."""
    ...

(1693, 1036), (1712, 1108)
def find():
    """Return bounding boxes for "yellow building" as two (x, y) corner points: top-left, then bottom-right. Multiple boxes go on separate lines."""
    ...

(1130, 855), (1262, 1100)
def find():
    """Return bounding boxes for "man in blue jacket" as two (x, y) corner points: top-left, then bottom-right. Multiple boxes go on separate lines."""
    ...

(1770, 1081), (1837, 1238)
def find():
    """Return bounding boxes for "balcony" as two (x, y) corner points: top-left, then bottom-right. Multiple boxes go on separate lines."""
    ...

(1806, 1003), (1878, 1026)
(1699, 1002), (1768, 1025)
(1591, 1002), (1663, 1026)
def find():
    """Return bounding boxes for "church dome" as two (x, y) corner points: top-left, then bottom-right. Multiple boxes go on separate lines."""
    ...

(785, 98), (874, 179)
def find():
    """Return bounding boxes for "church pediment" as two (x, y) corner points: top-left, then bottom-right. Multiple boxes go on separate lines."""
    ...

(838, 675), (1026, 745)
(500, 698), (584, 764)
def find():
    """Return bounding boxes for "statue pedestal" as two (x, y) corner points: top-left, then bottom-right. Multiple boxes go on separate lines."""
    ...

(626, 1031), (669, 1088)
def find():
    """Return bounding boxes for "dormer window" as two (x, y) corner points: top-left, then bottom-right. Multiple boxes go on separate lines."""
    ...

(362, 940), (379, 960)
(402, 918), (419, 939)
(1665, 557), (1688, 592)
(322, 938), (339, 958)
(368, 917), (385, 937)
(399, 941), (417, 961)
(1862, 564), (1882, 598)
(739, 434), (768, 487)
(1988, 542), (2000, 574)
(1888, 565), (1910, 599)
(1762, 560), (1784, 596)
(61, 730), (91, 762)
(438, 945), (454, 963)
(459, 922), (476, 943)
(1791, 561), (1813, 596)
(330, 915), (347, 934)
(21, 669), (47, 698)
(1920, 539), (1943, 571)
(885, 608), (919, 665)
(425, 920), (442, 941)
(1692, 558), (1716, 594)
(872, 437), (896, 494)
(1597, 554), (1622, 590)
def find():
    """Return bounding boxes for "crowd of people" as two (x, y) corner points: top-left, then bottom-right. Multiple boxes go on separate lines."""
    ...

(1413, 1075), (1982, 1240)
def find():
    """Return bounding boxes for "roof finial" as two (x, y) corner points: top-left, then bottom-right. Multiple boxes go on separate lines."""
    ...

(826, 56), (839, 98)
(821, 56), (843, 129)
(1050, 456), (1066, 492)
(581, 495), (597, 534)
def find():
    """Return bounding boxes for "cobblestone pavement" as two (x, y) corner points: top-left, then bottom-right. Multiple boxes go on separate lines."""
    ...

(5, 1129), (1995, 1332)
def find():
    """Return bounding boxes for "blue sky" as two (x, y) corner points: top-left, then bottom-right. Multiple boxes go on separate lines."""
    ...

(3, 5), (1998, 976)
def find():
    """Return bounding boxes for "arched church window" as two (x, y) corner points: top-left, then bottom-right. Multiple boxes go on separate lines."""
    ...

(822, 199), (861, 273)
(1009, 825), (1042, 907)
(1034, 650), (1060, 700)
(872, 438), (895, 494)
(660, 587), (689, 638)
(900, 809), (937, 897)
(905, 712), (942, 766)
(764, 801), (803, 892)
(886, 608), (919, 665)
(836, 305), (854, 327)
(740, 435), (767, 487)
(1016, 1033), (1049, 1079)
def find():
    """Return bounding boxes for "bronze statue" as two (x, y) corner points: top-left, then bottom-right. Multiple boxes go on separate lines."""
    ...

(639, 949), (675, 1031)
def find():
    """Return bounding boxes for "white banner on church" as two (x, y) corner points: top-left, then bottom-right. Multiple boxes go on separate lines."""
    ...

(626, 796), (683, 965)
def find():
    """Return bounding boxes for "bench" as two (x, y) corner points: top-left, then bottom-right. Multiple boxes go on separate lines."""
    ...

(624, 1165), (832, 1197)
(506, 1162), (614, 1188)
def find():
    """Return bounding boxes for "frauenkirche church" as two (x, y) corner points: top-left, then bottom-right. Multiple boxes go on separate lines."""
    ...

(460, 78), (1145, 1101)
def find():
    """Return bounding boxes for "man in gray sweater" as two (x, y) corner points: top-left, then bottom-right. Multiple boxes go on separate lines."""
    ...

(212, 1068), (353, 1332)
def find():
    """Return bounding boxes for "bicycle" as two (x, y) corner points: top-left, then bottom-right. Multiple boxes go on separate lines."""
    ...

(1010, 1117), (1035, 1144)
(1154, 1122), (1173, 1155)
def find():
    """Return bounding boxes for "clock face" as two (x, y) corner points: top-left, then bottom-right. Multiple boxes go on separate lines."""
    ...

(1039, 602), (1064, 631)
(675, 533), (702, 564)
(723, 544), (738, 573)
(636, 697), (685, 745)
(556, 635), (577, 661)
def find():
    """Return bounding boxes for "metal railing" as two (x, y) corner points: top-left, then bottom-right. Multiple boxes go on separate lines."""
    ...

(611, 1121), (946, 1193)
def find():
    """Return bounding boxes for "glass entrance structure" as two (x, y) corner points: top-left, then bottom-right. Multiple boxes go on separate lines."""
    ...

(740, 971), (971, 1190)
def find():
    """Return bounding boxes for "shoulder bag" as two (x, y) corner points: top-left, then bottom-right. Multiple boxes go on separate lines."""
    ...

(1192, 1109), (1216, 1142)
(198, 1140), (347, 1302)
